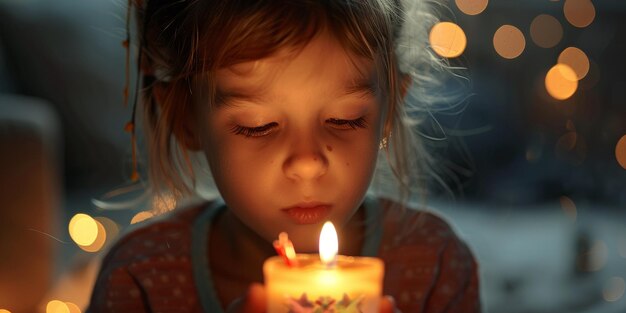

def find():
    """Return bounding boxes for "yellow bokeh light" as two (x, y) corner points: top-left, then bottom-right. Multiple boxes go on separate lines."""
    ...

(78, 219), (107, 252)
(559, 196), (577, 222)
(455, 0), (488, 16)
(0, 309), (12, 313)
(616, 135), (626, 170)
(68, 213), (98, 247)
(95, 216), (119, 242)
(46, 300), (70, 313)
(429, 22), (467, 58)
(493, 25), (525, 59)
(64, 302), (81, 313)
(131, 211), (155, 224)
(564, 0), (595, 28)
(530, 14), (563, 48)
(603, 277), (626, 302)
(545, 64), (578, 100)
(558, 47), (589, 80)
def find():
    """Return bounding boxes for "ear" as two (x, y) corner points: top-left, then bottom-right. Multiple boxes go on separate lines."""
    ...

(153, 83), (203, 151)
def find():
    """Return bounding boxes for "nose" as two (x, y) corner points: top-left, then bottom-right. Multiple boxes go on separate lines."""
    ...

(283, 138), (328, 181)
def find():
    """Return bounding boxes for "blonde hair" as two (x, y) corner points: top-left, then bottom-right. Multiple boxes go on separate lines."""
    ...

(129, 0), (457, 210)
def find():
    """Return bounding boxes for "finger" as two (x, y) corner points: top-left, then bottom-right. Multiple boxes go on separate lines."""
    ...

(379, 295), (396, 313)
(226, 284), (266, 313)
(241, 283), (266, 312)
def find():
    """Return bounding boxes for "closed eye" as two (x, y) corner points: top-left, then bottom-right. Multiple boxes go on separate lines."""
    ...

(326, 117), (368, 130)
(230, 122), (278, 137)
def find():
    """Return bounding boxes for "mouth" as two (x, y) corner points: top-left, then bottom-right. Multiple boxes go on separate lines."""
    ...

(281, 202), (332, 225)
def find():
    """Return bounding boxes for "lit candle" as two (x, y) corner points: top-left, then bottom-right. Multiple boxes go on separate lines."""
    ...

(264, 222), (384, 313)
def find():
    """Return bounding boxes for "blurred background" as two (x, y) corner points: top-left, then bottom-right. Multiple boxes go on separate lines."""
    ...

(0, 0), (625, 312)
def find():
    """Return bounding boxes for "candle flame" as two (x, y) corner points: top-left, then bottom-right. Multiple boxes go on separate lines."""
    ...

(319, 221), (338, 266)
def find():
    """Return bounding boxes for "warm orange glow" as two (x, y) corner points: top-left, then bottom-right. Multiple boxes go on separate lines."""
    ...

(46, 300), (69, 313)
(130, 211), (155, 224)
(95, 216), (119, 243)
(78, 219), (106, 252)
(564, 0), (595, 28)
(455, 0), (488, 15)
(0, 309), (12, 313)
(530, 14), (563, 48)
(589, 240), (608, 271)
(545, 64), (578, 100)
(64, 302), (81, 313)
(558, 47), (589, 80)
(319, 221), (338, 266)
(603, 277), (626, 302)
(559, 196), (577, 222)
(429, 22), (467, 58)
(68, 214), (98, 247)
(615, 135), (626, 170)
(493, 25), (525, 59)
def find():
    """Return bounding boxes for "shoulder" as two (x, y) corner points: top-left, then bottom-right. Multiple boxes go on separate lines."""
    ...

(87, 201), (215, 312)
(101, 202), (206, 266)
(376, 198), (481, 312)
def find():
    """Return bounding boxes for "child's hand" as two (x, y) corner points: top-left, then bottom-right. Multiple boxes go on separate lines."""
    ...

(227, 283), (267, 313)
(380, 295), (401, 313)
(227, 284), (400, 313)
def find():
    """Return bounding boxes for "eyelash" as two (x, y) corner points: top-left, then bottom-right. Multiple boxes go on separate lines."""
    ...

(230, 117), (367, 137)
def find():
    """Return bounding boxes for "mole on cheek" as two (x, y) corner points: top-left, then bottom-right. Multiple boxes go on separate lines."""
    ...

(326, 145), (333, 152)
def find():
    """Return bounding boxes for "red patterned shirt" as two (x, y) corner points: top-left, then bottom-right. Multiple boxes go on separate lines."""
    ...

(87, 197), (480, 312)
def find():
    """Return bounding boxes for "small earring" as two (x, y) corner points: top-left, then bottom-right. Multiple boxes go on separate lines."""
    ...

(379, 132), (392, 150)
(379, 137), (388, 150)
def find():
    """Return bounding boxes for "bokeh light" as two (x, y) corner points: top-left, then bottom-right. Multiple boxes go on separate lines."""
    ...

(131, 211), (155, 224)
(615, 135), (626, 170)
(545, 64), (578, 100)
(94, 216), (119, 243)
(68, 214), (98, 247)
(603, 277), (626, 302)
(559, 196), (577, 222)
(564, 0), (595, 28)
(493, 25), (525, 59)
(558, 47), (590, 80)
(429, 22), (467, 58)
(78, 219), (106, 253)
(64, 302), (81, 313)
(0, 310), (11, 313)
(530, 14), (563, 48)
(589, 240), (609, 271)
(455, 0), (488, 16)
(46, 300), (69, 313)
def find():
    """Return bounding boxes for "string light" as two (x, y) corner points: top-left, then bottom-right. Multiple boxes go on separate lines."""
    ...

(545, 64), (578, 100)
(530, 14), (563, 48)
(564, 0), (595, 28)
(455, 0), (488, 16)
(429, 22), (467, 58)
(131, 211), (155, 224)
(68, 214), (99, 247)
(558, 47), (590, 80)
(493, 25), (525, 59)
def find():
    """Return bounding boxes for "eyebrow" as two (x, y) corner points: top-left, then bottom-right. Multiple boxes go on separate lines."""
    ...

(343, 78), (377, 98)
(215, 78), (376, 108)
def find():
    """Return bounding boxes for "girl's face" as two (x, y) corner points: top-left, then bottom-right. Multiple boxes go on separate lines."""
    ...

(200, 32), (384, 252)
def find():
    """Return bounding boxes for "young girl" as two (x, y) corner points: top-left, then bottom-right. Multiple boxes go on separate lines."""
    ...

(88, 0), (480, 312)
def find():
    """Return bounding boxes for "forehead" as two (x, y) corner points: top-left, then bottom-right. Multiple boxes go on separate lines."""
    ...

(215, 32), (378, 101)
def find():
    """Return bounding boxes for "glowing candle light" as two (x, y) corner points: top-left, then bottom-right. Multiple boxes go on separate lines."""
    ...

(264, 221), (384, 313)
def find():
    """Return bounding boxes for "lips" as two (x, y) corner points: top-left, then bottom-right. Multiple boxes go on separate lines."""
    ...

(282, 202), (331, 225)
